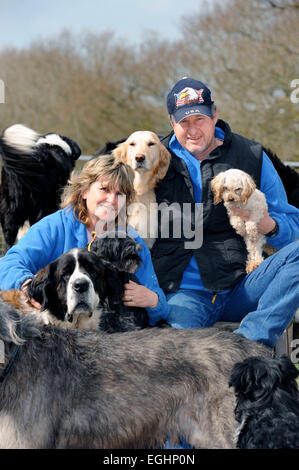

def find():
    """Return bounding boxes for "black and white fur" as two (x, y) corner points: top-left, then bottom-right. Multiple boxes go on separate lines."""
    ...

(0, 297), (270, 449)
(28, 248), (107, 329)
(229, 355), (299, 449)
(28, 242), (149, 332)
(0, 124), (81, 250)
(88, 231), (149, 332)
(90, 230), (143, 274)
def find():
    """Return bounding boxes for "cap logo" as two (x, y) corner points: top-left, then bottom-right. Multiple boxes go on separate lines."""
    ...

(174, 87), (204, 108)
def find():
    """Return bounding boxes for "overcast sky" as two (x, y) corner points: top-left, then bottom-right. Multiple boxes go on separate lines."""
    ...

(0, 0), (218, 50)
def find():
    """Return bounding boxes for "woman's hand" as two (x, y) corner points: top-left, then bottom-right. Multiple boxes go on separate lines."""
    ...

(122, 280), (159, 309)
(21, 279), (42, 309)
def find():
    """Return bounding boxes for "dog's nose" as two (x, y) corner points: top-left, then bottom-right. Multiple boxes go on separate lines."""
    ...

(228, 196), (235, 202)
(135, 154), (145, 162)
(73, 279), (89, 293)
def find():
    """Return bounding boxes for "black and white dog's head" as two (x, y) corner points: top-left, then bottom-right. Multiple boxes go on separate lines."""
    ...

(229, 355), (299, 449)
(0, 124), (81, 250)
(88, 231), (149, 332)
(28, 248), (107, 329)
(89, 231), (142, 273)
(28, 236), (149, 333)
(1, 124), (81, 184)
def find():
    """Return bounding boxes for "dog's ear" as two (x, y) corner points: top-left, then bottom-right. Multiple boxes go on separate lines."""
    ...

(278, 354), (299, 383)
(60, 136), (81, 161)
(229, 356), (283, 401)
(211, 172), (225, 204)
(241, 175), (256, 205)
(27, 265), (51, 308)
(89, 252), (110, 304)
(153, 144), (170, 182)
(119, 242), (142, 273)
(113, 142), (128, 163)
(92, 258), (125, 311)
(27, 261), (59, 311)
(229, 360), (253, 394)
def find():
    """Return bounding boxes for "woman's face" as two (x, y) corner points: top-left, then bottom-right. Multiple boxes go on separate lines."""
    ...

(82, 179), (126, 231)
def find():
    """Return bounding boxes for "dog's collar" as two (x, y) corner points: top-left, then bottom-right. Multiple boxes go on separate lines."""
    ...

(0, 343), (21, 384)
(87, 231), (97, 251)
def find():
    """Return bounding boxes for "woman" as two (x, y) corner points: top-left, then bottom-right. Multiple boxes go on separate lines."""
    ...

(0, 154), (169, 325)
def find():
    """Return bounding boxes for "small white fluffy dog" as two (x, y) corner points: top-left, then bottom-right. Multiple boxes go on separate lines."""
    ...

(211, 169), (268, 273)
(113, 131), (170, 248)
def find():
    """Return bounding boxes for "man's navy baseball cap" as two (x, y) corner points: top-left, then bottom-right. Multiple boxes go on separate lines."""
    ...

(167, 77), (214, 123)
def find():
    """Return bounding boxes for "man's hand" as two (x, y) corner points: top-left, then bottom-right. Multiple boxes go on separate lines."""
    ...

(229, 208), (276, 235)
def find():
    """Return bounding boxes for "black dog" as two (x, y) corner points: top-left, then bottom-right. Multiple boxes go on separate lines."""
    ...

(229, 355), (299, 449)
(89, 231), (149, 332)
(263, 147), (299, 209)
(0, 124), (81, 250)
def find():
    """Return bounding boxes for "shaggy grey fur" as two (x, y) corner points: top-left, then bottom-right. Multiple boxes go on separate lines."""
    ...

(0, 298), (270, 449)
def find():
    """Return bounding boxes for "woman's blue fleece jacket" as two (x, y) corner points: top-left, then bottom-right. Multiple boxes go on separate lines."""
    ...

(0, 206), (170, 326)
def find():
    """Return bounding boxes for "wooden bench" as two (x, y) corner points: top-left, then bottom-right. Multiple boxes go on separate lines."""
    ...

(214, 320), (294, 358)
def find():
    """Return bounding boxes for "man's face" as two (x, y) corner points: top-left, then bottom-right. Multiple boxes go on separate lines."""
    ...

(171, 111), (218, 160)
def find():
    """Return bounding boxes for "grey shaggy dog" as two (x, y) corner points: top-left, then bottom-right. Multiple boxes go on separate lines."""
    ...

(0, 297), (270, 449)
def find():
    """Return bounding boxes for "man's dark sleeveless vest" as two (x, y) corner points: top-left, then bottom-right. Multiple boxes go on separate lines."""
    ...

(151, 119), (263, 293)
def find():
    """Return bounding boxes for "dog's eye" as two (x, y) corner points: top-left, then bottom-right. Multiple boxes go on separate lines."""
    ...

(80, 259), (98, 275)
(63, 265), (74, 275)
(148, 142), (156, 146)
(60, 267), (73, 279)
(129, 142), (135, 146)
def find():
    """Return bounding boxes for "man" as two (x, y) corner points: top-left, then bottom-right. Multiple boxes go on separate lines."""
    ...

(151, 77), (299, 348)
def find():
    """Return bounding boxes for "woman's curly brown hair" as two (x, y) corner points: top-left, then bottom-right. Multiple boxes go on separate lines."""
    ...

(60, 154), (135, 227)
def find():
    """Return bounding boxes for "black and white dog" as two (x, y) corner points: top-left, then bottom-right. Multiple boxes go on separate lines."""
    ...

(28, 236), (149, 332)
(28, 248), (107, 330)
(0, 124), (81, 250)
(229, 355), (299, 449)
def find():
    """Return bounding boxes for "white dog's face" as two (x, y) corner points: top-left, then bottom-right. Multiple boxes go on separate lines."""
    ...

(219, 176), (244, 205)
(116, 131), (162, 171)
(113, 131), (170, 190)
(66, 251), (100, 320)
(211, 169), (256, 207)
(120, 131), (163, 171)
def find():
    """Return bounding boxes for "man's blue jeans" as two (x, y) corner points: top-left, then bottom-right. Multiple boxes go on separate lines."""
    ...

(166, 241), (299, 348)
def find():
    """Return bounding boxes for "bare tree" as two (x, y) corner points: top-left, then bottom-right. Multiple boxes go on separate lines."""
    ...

(177, 0), (299, 160)
(0, 0), (297, 160)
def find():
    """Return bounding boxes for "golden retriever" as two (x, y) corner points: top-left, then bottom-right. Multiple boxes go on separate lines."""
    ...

(113, 131), (170, 248)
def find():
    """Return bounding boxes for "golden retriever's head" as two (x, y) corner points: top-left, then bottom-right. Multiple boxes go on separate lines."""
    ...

(211, 169), (256, 206)
(113, 131), (170, 188)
